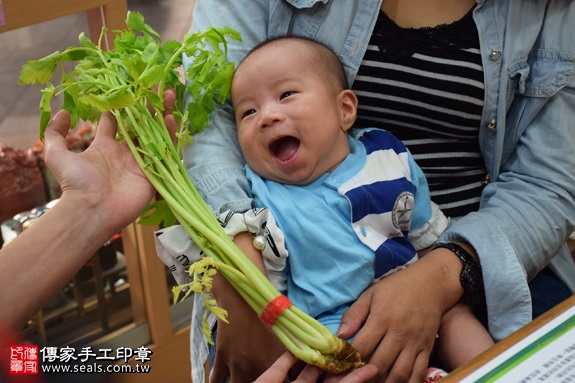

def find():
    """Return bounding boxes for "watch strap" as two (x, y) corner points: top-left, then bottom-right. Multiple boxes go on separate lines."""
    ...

(433, 242), (484, 305)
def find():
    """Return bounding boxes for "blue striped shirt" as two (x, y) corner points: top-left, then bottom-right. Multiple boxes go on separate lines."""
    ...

(247, 128), (432, 327)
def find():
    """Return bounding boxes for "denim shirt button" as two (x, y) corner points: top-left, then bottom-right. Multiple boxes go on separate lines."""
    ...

(489, 49), (502, 61)
(482, 174), (491, 185)
(487, 119), (497, 131)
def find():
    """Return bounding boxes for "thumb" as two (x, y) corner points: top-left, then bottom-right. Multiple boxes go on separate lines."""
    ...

(93, 112), (118, 141)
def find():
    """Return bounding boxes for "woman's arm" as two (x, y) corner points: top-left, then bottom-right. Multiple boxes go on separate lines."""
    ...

(0, 111), (154, 328)
(182, 0), (275, 214)
(333, 7), (575, 381)
(441, 3), (575, 339)
(0, 92), (177, 330)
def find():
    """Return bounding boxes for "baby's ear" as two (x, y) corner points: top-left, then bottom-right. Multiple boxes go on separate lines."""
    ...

(338, 89), (358, 132)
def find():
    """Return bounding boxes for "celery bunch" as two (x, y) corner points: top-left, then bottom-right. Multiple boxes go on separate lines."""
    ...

(19, 11), (363, 374)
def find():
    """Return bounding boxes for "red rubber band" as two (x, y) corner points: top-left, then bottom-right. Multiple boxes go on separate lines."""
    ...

(260, 295), (293, 327)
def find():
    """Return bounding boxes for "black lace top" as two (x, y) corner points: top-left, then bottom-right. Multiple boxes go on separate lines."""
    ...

(373, 8), (482, 60)
(352, 8), (487, 218)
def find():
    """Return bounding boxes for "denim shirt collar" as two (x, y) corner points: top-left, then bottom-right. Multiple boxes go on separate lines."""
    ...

(284, 0), (329, 7)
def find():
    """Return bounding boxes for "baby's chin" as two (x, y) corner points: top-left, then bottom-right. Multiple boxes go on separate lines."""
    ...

(263, 168), (323, 186)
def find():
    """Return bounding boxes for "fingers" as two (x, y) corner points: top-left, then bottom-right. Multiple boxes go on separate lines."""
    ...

(44, 109), (71, 143)
(43, 110), (71, 164)
(291, 364), (323, 383)
(355, 326), (431, 383)
(327, 364), (379, 383)
(379, 348), (413, 383)
(163, 89), (176, 115)
(405, 352), (429, 383)
(165, 113), (178, 144)
(253, 351), (298, 382)
(93, 112), (118, 141)
(144, 89), (177, 142)
(381, 350), (429, 383)
(162, 90), (178, 143)
(253, 352), (379, 383)
(337, 291), (371, 340)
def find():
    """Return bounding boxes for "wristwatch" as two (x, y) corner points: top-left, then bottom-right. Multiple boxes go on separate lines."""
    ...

(433, 242), (484, 304)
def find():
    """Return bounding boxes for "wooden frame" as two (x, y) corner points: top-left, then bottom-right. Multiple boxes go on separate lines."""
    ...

(120, 223), (193, 383)
(0, 0), (128, 48)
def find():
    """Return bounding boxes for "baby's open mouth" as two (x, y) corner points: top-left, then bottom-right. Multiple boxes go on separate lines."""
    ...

(270, 136), (301, 163)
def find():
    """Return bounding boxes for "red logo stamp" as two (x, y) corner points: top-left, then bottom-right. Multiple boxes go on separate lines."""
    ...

(10, 345), (39, 374)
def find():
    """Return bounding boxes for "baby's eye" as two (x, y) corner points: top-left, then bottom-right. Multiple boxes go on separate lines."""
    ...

(280, 91), (293, 100)
(242, 109), (256, 118)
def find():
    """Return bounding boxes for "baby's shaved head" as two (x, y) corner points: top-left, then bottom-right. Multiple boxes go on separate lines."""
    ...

(238, 36), (349, 92)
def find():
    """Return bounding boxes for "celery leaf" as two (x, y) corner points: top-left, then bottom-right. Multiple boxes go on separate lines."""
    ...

(19, 52), (64, 85)
(125, 11), (161, 41)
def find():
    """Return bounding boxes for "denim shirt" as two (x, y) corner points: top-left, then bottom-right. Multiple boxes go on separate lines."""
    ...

(183, 0), (575, 341)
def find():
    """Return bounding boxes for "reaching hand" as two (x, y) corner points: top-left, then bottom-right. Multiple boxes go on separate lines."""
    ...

(43, 91), (177, 234)
(0, 91), (178, 331)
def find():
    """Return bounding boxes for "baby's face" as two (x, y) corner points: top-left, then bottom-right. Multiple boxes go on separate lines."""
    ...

(231, 40), (353, 185)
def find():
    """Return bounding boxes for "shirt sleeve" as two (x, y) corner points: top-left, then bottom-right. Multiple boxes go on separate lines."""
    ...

(182, 1), (274, 214)
(154, 208), (289, 293)
(439, 46), (575, 340)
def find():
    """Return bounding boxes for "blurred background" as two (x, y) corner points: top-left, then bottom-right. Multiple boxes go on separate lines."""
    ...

(0, 0), (194, 151)
(0, 0), (195, 240)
